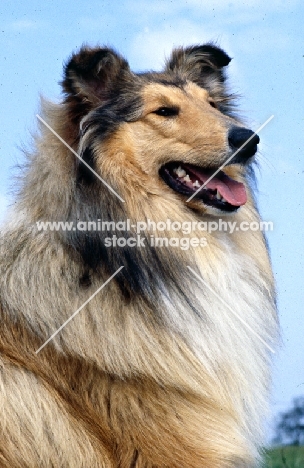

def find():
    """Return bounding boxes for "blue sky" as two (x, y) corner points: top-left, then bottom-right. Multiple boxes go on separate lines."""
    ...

(0, 0), (303, 438)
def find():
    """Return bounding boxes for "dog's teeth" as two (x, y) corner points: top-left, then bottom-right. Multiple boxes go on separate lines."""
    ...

(193, 180), (201, 188)
(175, 166), (186, 178)
(216, 190), (222, 200)
(183, 174), (191, 183)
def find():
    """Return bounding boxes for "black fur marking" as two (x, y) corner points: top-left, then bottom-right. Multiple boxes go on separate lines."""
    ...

(130, 450), (139, 468)
(62, 47), (130, 99)
(190, 44), (231, 67)
(67, 205), (202, 316)
(153, 77), (186, 88)
(138, 73), (187, 89)
(166, 43), (231, 74)
(61, 46), (137, 128)
(64, 176), (201, 308)
(79, 271), (91, 288)
(81, 93), (143, 144)
(77, 147), (96, 184)
(72, 230), (108, 271)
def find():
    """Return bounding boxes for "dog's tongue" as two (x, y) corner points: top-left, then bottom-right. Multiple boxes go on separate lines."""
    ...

(184, 164), (247, 206)
(206, 172), (247, 206)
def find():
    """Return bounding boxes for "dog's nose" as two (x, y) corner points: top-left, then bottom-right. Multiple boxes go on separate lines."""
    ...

(228, 127), (260, 163)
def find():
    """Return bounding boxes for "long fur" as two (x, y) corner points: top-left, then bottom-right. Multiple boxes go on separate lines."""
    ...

(0, 43), (278, 467)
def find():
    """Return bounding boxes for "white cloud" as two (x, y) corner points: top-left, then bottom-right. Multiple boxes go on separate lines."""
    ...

(125, 0), (299, 17)
(128, 21), (227, 71)
(10, 19), (41, 31)
(127, 12), (294, 75)
(184, 0), (299, 9)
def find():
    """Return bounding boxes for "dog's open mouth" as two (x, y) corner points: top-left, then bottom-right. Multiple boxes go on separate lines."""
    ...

(159, 162), (247, 212)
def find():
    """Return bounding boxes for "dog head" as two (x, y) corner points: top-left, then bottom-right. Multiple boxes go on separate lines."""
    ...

(62, 44), (259, 216)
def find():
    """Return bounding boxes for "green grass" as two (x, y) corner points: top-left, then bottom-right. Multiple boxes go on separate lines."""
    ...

(263, 446), (304, 468)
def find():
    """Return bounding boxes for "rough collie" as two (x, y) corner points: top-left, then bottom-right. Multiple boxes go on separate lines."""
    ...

(0, 43), (278, 467)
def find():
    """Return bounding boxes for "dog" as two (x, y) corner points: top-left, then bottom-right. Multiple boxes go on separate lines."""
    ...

(0, 43), (278, 467)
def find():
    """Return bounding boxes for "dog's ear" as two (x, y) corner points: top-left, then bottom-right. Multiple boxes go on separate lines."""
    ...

(62, 46), (133, 119)
(165, 43), (231, 86)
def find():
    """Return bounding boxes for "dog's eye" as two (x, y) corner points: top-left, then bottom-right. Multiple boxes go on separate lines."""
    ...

(153, 106), (179, 117)
(209, 100), (217, 109)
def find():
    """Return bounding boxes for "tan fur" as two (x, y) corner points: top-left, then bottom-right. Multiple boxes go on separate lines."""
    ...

(0, 45), (278, 467)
